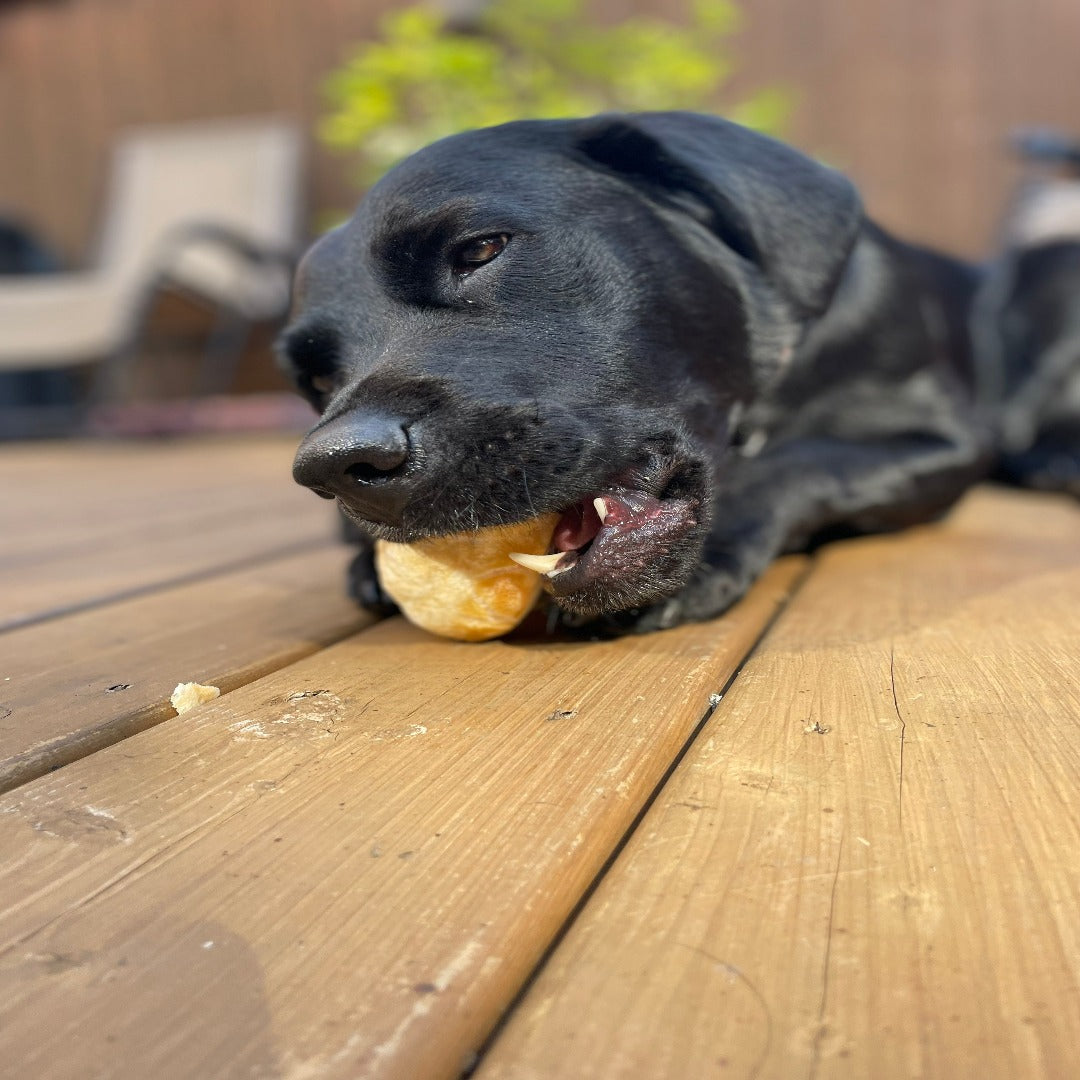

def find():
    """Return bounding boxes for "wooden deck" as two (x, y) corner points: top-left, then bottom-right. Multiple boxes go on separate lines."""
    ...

(1, 435), (1078, 1080)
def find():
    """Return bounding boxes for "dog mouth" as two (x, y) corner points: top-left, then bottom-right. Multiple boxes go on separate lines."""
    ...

(508, 484), (702, 610)
(336, 438), (709, 619)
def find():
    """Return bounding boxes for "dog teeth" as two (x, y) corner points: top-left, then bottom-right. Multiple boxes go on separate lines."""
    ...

(593, 497), (608, 523)
(508, 551), (567, 576)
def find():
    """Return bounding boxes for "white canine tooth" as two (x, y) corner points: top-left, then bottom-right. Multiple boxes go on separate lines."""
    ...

(508, 551), (566, 575)
(593, 496), (608, 523)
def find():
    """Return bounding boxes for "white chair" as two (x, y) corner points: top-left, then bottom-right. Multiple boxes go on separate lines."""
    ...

(0, 117), (303, 398)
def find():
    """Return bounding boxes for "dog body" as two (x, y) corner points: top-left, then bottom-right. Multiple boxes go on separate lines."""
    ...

(283, 112), (1075, 633)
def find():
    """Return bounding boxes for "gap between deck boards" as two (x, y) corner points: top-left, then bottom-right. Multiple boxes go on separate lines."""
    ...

(0, 536), (335, 635)
(0, 556), (809, 1080)
(462, 556), (814, 1078)
(0, 557), (809, 800)
(0, 540), (372, 796)
(469, 487), (1080, 1080)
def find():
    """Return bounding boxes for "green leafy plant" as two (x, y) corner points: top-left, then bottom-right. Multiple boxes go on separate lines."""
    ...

(321, 0), (790, 190)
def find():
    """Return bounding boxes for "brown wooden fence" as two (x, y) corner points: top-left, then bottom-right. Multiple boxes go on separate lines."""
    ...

(2, 0), (1079, 263)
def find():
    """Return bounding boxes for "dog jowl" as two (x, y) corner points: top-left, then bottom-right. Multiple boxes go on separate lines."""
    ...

(282, 111), (1001, 633)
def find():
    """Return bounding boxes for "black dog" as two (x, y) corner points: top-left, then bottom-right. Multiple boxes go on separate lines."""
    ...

(978, 132), (1080, 496)
(281, 112), (1076, 633)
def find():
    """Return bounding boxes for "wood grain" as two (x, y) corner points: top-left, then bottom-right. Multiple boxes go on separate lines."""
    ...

(0, 437), (335, 628)
(0, 560), (804, 1080)
(476, 487), (1080, 1080)
(0, 544), (369, 795)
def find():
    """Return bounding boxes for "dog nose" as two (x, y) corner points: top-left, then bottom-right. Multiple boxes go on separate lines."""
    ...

(292, 411), (417, 523)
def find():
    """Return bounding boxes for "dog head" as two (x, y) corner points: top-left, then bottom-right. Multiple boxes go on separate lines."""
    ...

(282, 112), (862, 618)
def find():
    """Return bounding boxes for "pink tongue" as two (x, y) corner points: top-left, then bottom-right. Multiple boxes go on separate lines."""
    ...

(553, 498), (604, 552)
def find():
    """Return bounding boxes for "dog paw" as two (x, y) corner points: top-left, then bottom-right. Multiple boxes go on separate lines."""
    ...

(999, 446), (1080, 497)
(650, 566), (755, 630)
(572, 567), (751, 636)
(346, 548), (399, 617)
(621, 597), (692, 634)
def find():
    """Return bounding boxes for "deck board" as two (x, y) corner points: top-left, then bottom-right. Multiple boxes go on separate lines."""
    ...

(475, 487), (1080, 1079)
(0, 560), (803, 1080)
(0, 437), (336, 628)
(0, 545), (369, 795)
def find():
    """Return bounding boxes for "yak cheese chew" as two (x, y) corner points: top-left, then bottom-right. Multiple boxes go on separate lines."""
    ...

(375, 513), (560, 641)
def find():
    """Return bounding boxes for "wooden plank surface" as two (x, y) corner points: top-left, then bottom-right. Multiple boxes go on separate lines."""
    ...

(476, 488), (1080, 1080)
(0, 559), (803, 1080)
(0, 544), (369, 796)
(0, 436), (334, 629)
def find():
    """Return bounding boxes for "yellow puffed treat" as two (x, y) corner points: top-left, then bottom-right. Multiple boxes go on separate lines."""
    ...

(375, 514), (559, 641)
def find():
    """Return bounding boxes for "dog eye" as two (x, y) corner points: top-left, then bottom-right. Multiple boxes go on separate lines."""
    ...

(309, 374), (338, 396)
(277, 324), (341, 408)
(451, 234), (509, 275)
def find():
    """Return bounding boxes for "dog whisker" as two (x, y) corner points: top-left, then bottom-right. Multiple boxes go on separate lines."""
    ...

(521, 468), (538, 518)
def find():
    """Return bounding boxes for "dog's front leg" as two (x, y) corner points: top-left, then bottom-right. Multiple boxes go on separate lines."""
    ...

(339, 512), (399, 616)
(618, 432), (991, 633)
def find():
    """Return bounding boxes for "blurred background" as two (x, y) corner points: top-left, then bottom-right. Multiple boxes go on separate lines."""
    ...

(2, 0), (1079, 439)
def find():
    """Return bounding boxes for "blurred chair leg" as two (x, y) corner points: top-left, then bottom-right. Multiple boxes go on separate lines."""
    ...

(89, 279), (164, 406)
(198, 303), (252, 397)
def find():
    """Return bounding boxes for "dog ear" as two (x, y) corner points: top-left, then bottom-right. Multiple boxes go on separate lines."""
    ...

(573, 112), (863, 319)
